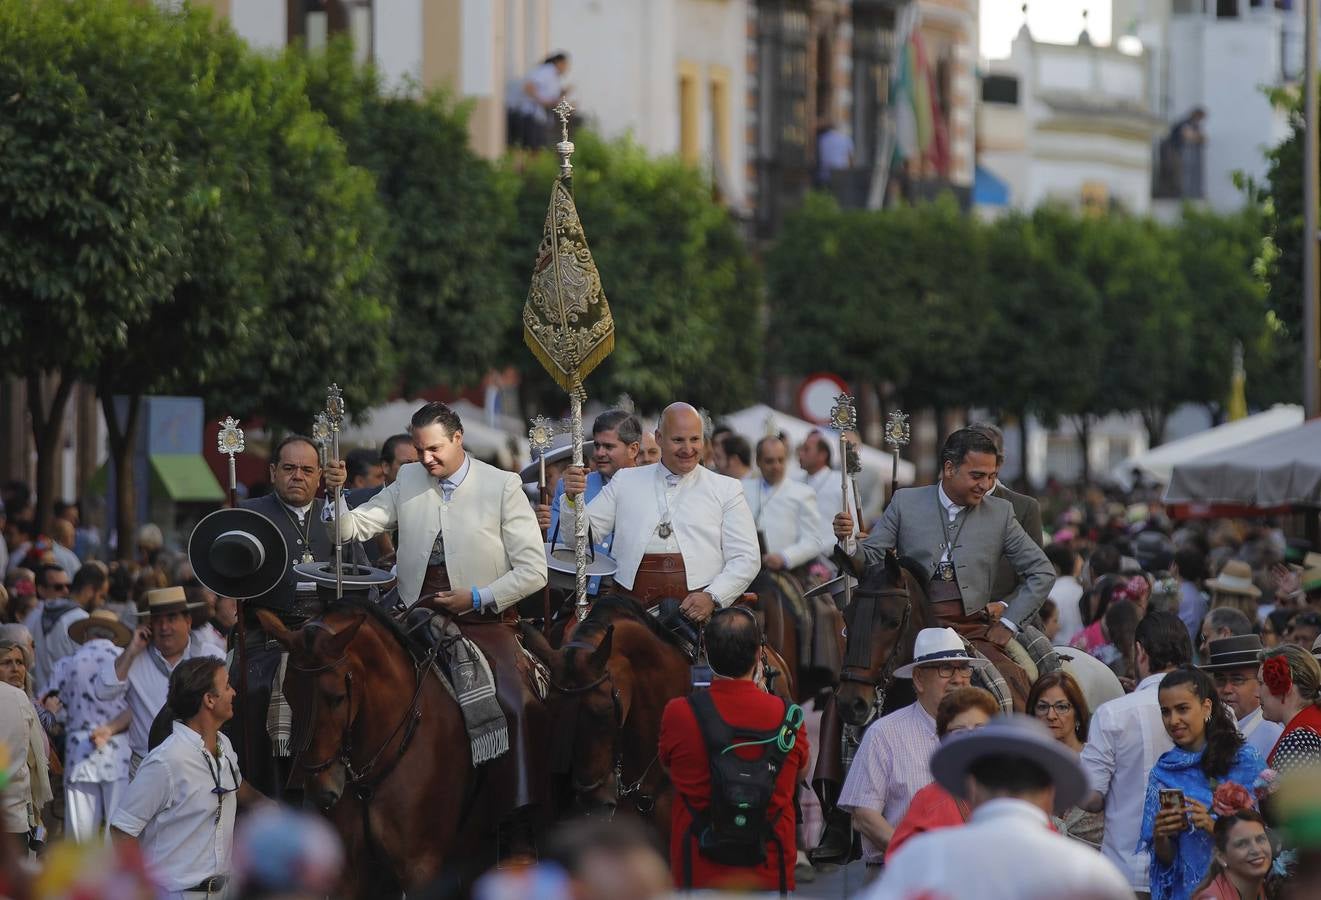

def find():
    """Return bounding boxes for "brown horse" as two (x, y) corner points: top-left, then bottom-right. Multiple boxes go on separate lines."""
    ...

(256, 604), (497, 898)
(756, 569), (844, 702)
(523, 595), (796, 850)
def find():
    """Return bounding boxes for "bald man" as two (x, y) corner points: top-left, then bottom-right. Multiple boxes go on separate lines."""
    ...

(561, 403), (760, 623)
(743, 436), (833, 572)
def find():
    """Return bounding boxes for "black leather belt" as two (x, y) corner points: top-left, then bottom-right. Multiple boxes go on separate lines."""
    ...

(183, 875), (227, 893)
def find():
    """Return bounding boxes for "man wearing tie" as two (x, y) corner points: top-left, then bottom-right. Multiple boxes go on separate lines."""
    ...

(832, 428), (1053, 707)
(560, 403), (759, 623)
(324, 401), (548, 816)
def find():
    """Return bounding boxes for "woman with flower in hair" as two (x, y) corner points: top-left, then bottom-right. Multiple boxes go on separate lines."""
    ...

(1140, 667), (1267, 900)
(1259, 643), (1321, 773)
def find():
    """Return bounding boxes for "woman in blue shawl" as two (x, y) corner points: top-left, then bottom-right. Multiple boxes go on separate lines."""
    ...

(1139, 667), (1266, 900)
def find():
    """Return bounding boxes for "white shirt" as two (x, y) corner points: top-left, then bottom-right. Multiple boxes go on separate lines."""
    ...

(94, 637), (224, 759)
(936, 482), (963, 564)
(872, 798), (1134, 900)
(24, 600), (89, 695)
(741, 476), (833, 569)
(1238, 705), (1284, 760)
(520, 62), (561, 120)
(1049, 574), (1086, 645)
(1079, 671), (1174, 892)
(110, 721), (241, 892)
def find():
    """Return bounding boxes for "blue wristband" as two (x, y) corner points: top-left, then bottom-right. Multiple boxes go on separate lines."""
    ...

(471, 588), (481, 612)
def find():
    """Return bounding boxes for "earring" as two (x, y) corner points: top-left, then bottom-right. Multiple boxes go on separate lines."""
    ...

(1205, 714), (1211, 724)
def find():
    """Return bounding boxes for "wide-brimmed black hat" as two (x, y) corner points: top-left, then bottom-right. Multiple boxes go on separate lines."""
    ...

(189, 507), (289, 601)
(931, 715), (1088, 815)
(1201, 635), (1265, 672)
(292, 561), (395, 603)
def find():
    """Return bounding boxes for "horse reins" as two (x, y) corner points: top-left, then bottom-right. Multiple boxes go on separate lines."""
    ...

(838, 587), (912, 721)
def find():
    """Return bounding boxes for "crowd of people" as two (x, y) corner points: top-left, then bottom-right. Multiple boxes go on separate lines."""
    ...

(4, 407), (1321, 899)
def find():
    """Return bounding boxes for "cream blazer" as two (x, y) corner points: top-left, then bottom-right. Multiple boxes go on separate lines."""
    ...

(558, 463), (759, 605)
(335, 457), (547, 610)
(741, 476), (833, 569)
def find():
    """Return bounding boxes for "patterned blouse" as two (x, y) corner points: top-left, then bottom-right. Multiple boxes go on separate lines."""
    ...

(51, 639), (131, 784)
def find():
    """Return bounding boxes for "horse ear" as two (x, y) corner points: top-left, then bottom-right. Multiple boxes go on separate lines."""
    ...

(316, 614), (366, 660)
(588, 623), (614, 672)
(255, 609), (296, 650)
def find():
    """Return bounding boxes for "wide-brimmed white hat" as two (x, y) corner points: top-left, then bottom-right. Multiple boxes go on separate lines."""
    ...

(1205, 559), (1261, 598)
(893, 627), (990, 679)
(931, 714), (1089, 814)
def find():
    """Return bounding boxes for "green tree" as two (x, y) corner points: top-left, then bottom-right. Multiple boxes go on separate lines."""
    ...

(508, 132), (763, 415)
(300, 42), (520, 395)
(0, 0), (185, 533)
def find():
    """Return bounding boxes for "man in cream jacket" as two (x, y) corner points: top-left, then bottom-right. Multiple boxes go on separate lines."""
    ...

(324, 401), (548, 814)
(560, 403), (759, 624)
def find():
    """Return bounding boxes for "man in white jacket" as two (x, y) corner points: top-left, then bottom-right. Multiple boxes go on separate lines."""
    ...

(742, 436), (833, 573)
(561, 402), (759, 624)
(325, 401), (548, 815)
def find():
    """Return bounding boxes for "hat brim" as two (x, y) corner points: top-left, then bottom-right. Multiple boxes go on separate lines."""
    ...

(931, 720), (1089, 814)
(1205, 579), (1262, 598)
(803, 574), (858, 603)
(292, 562), (396, 592)
(518, 441), (595, 484)
(68, 616), (132, 648)
(546, 545), (617, 590)
(893, 654), (991, 679)
(1200, 655), (1264, 672)
(189, 508), (289, 601)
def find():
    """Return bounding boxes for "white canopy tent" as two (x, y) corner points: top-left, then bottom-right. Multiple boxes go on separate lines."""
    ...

(1164, 417), (1321, 508)
(720, 404), (917, 522)
(1111, 405), (1303, 490)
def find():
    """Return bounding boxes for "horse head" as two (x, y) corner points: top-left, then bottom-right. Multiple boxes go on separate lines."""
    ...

(258, 607), (368, 812)
(836, 551), (915, 727)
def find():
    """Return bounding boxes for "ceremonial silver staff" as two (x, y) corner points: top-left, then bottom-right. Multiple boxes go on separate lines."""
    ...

(830, 394), (858, 607)
(522, 98), (616, 621)
(884, 409), (911, 509)
(216, 416), (251, 767)
(323, 385), (346, 600)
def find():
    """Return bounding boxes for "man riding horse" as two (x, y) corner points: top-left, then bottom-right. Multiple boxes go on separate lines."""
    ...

(831, 427), (1053, 708)
(323, 400), (551, 848)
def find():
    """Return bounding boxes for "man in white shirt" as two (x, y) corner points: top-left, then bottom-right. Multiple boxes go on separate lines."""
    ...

(742, 436), (833, 574)
(1046, 543), (1085, 645)
(838, 628), (985, 866)
(560, 402), (759, 624)
(874, 716), (1133, 900)
(0, 679), (47, 846)
(111, 656), (266, 899)
(26, 562), (106, 694)
(95, 587), (223, 775)
(1079, 610), (1191, 895)
(796, 430), (842, 529)
(1203, 634), (1283, 759)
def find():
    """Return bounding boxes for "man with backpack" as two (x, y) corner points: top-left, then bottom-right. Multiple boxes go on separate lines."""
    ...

(659, 605), (809, 894)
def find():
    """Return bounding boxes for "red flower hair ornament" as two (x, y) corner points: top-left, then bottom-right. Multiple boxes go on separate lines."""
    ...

(1262, 655), (1293, 699)
(1212, 781), (1256, 817)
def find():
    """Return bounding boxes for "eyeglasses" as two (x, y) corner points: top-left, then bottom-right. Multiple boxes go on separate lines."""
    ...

(926, 664), (972, 679)
(1213, 673), (1258, 688)
(1034, 701), (1074, 717)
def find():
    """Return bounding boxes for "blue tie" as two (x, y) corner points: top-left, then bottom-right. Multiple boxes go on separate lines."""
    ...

(440, 480), (456, 502)
(666, 474), (680, 488)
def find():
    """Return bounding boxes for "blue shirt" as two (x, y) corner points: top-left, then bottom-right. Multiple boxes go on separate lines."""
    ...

(549, 470), (613, 595)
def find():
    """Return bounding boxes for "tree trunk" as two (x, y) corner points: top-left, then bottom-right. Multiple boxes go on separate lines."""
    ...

(26, 372), (75, 536)
(101, 392), (142, 562)
(1142, 407), (1168, 450)
(1073, 415), (1092, 484)
(1017, 409), (1031, 493)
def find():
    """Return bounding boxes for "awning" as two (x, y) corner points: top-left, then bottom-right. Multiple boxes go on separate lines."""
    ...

(1163, 418), (1321, 508)
(151, 454), (224, 503)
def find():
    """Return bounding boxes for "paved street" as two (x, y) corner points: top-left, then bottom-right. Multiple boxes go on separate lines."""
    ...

(798, 861), (874, 899)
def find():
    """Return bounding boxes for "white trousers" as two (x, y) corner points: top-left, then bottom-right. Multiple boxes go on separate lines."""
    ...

(65, 779), (127, 843)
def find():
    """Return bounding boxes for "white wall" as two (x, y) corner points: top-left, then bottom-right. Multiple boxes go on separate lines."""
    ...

(374, 0), (424, 88)
(228, 0), (286, 51)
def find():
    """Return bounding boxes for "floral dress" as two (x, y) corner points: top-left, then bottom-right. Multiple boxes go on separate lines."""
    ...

(51, 639), (131, 784)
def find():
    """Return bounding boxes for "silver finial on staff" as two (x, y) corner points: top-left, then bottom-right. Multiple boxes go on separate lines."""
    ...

(218, 417), (245, 509)
(324, 385), (345, 599)
(884, 409), (911, 509)
(528, 416), (556, 512)
(830, 394), (859, 608)
(554, 98), (575, 180)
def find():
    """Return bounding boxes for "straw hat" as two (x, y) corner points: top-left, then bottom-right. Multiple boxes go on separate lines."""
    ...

(68, 610), (132, 648)
(893, 628), (990, 679)
(142, 586), (197, 617)
(1205, 560), (1261, 598)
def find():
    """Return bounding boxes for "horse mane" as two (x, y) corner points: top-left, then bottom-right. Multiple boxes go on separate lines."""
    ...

(323, 597), (413, 653)
(895, 556), (929, 596)
(574, 594), (686, 652)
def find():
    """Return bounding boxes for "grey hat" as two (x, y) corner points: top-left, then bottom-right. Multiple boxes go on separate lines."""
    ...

(931, 714), (1088, 815)
(518, 436), (595, 484)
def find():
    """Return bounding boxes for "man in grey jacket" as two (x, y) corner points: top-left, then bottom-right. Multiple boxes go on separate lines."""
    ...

(832, 428), (1053, 706)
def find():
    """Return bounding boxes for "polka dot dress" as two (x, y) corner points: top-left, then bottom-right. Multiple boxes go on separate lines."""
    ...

(1270, 727), (1321, 774)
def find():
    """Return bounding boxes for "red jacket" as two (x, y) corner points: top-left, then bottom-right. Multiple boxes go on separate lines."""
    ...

(658, 679), (809, 892)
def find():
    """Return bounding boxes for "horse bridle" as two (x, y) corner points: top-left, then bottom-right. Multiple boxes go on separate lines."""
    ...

(551, 639), (658, 816)
(289, 617), (440, 801)
(838, 587), (912, 719)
